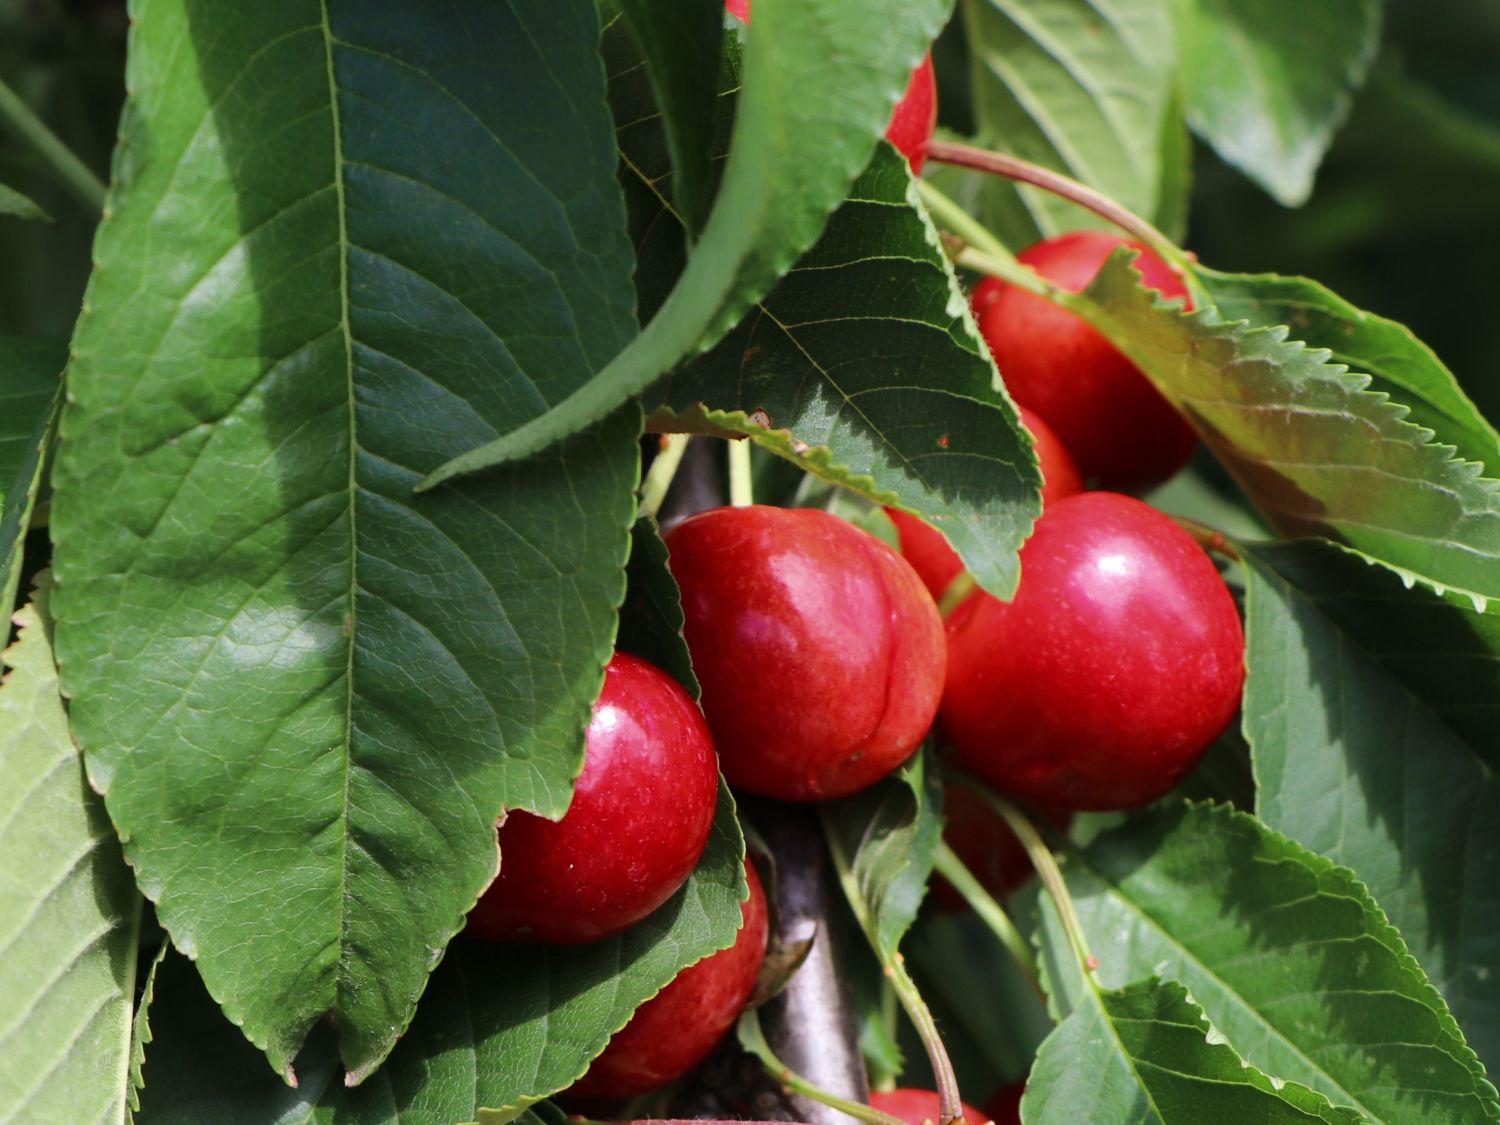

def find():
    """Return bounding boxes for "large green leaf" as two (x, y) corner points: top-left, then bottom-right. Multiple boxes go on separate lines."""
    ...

(0, 581), (141, 1125)
(618, 514), (698, 698)
(1243, 538), (1500, 1072)
(1176, 0), (1382, 206)
(135, 795), (746, 1123)
(1025, 977), (1362, 1124)
(0, 335), (62, 624)
(421, 0), (955, 484)
(1082, 254), (1500, 604)
(647, 145), (1041, 597)
(51, 0), (639, 1081)
(962, 0), (1186, 247)
(1036, 802), (1499, 1123)
(1200, 266), (1500, 470)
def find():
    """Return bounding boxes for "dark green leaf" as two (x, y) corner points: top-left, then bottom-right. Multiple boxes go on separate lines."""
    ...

(0, 334), (62, 624)
(421, 0), (956, 483)
(0, 580), (141, 1125)
(0, 180), (49, 222)
(136, 794), (746, 1123)
(1243, 537), (1500, 1072)
(650, 144), (1041, 598)
(1176, 0), (1382, 206)
(1200, 266), (1500, 469)
(823, 745), (943, 961)
(1036, 802), (1499, 1123)
(1085, 253), (1500, 603)
(615, 0), (724, 235)
(1025, 977), (1363, 1124)
(51, 0), (639, 1080)
(618, 514), (697, 697)
(964, 0), (1187, 246)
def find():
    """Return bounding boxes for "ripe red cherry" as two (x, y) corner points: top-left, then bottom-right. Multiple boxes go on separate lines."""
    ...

(930, 784), (1071, 912)
(984, 1083), (1024, 1124)
(569, 859), (770, 1098)
(467, 652), (718, 944)
(870, 1087), (989, 1125)
(971, 230), (1196, 491)
(942, 492), (1244, 811)
(665, 505), (944, 801)
(724, 0), (936, 171)
(887, 405), (1083, 601)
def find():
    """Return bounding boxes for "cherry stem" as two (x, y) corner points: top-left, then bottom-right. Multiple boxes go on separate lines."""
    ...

(822, 808), (965, 1125)
(0, 76), (105, 215)
(952, 771), (1098, 984)
(738, 1010), (908, 1125)
(1171, 515), (1242, 562)
(926, 140), (1191, 280)
(936, 571), (977, 619)
(931, 841), (1042, 993)
(728, 437), (754, 507)
(639, 433), (690, 518)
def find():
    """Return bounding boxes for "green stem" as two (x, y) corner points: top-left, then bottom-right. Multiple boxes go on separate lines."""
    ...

(914, 179), (1015, 263)
(638, 433), (689, 518)
(0, 78), (105, 215)
(1171, 515), (1241, 562)
(932, 841), (1041, 991)
(936, 571), (977, 619)
(953, 247), (1091, 314)
(738, 1010), (907, 1125)
(727, 438), (754, 507)
(926, 140), (1189, 278)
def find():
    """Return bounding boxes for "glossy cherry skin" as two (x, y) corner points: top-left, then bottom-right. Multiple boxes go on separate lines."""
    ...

(569, 859), (770, 1098)
(942, 492), (1244, 811)
(971, 230), (1196, 491)
(930, 784), (1071, 912)
(666, 505), (945, 801)
(887, 405), (1084, 601)
(870, 1087), (989, 1125)
(466, 652), (718, 944)
(724, 1), (935, 172)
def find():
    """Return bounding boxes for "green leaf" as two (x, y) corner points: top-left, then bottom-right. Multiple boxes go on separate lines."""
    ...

(1083, 253), (1500, 604)
(1243, 537), (1500, 1072)
(1037, 802), (1500, 1123)
(0, 580), (141, 1125)
(0, 180), (49, 222)
(1176, 0), (1382, 206)
(135, 794), (746, 1122)
(614, 0), (723, 236)
(823, 745), (943, 961)
(1025, 977), (1363, 1124)
(421, 0), (956, 484)
(0, 334), (63, 624)
(618, 514), (698, 698)
(130, 941), (170, 1117)
(1198, 266), (1500, 470)
(963, 0), (1187, 246)
(649, 143), (1041, 598)
(51, 0), (640, 1081)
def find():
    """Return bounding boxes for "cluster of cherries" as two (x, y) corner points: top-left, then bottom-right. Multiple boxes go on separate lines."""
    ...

(461, 28), (1246, 1120)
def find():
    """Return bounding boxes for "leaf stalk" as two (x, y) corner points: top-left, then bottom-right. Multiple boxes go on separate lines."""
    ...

(0, 78), (105, 216)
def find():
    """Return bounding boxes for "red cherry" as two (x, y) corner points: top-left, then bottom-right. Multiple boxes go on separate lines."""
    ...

(665, 505), (944, 801)
(929, 784), (1071, 912)
(942, 492), (1244, 811)
(467, 652), (719, 944)
(887, 405), (1084, 601)
(983, 1083), (1024, 1124)
(870, 1087), (989, 1125)
(971, 230), (1196, 491)
(569, 859), (770, 1098)
(723, 1), (935, 171)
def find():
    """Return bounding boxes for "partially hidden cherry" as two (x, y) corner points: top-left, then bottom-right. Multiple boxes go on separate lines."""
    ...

(971, 230), (1196, 491)
(870, 1087), (990, 1125)
(930, 783), (1071, 912)
(942, 492), (1244, 811)
(724, 0), (936, 171)
(887, 405), (1083, 602)
(665, 505), (944, 801)
(984, 1083), (1025, 1124)
(568, 858), (770, 1098)
(467, 652), (718, 944)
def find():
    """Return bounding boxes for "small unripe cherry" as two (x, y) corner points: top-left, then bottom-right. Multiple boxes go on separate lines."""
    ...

(467, 652), (718, 944)
(870, 1087), (990, 1125)
(568, 859), (770, 1098)
(887, 405), (1083, 601)
(971, 230), (1196, 491)
(666, 505), (944, 801)
(942, 492), (1244, 811)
